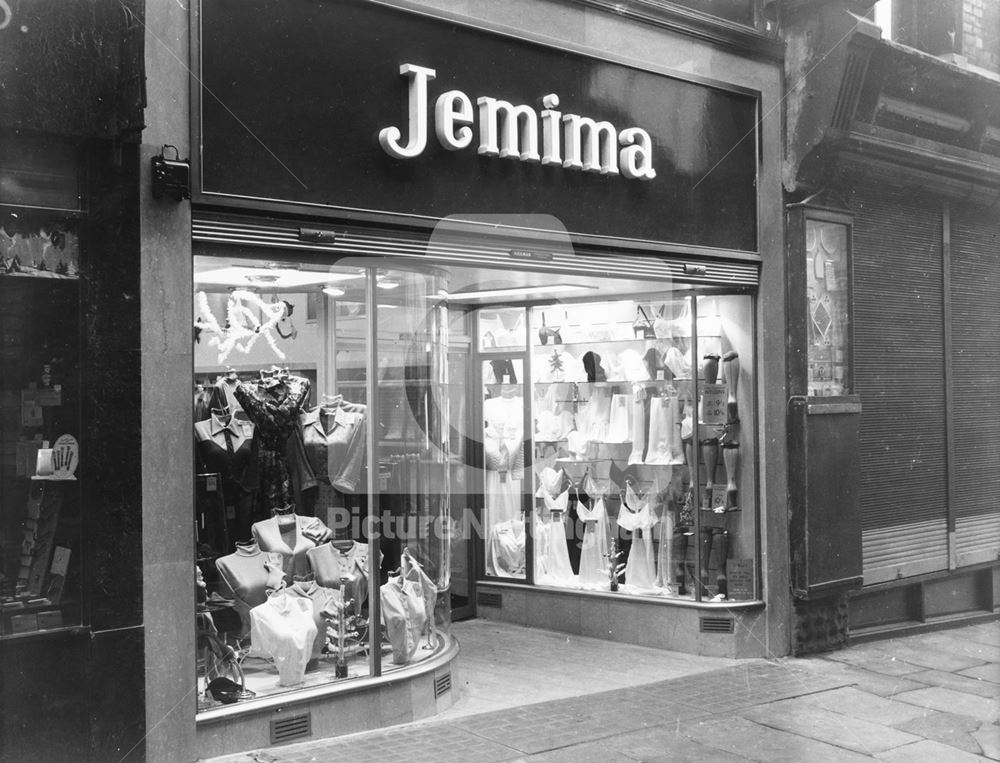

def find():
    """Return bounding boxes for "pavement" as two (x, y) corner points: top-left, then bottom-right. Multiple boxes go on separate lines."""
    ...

(205, 618), (1000, 762)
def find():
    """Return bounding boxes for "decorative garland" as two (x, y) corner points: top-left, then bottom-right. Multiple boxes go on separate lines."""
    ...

(195, 290), (288, 364)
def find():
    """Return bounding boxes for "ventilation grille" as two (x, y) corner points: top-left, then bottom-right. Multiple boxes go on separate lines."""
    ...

(270, 713), (311, 745)
(700, 616), (735, 634)
(477, 591), (502, 608)
(434, 672), (452, 698)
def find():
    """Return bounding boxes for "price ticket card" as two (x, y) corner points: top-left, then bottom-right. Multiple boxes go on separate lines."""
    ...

(700, 383), (727, 424)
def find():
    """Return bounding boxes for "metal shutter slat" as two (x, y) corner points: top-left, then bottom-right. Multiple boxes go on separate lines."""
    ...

(851, 186), (948, 581)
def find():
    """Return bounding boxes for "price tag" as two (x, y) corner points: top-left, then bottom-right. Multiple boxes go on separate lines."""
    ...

(21, 389), (43, 427)
(50, 546), (71, 577)
(726, 559), (755, 601)
(700, 383), (727, 424)
(710, 485), (727, 511)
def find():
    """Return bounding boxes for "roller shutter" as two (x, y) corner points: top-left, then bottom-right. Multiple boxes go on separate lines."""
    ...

(850, 184), (948, 584)
(950, 202), (1000, 568)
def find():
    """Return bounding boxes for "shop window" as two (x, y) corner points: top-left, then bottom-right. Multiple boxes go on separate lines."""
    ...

(477, 284), (757, 604)
(0, 210), (83, 637)
(191, 248), (760, 712)
(193, 256), (451, 710)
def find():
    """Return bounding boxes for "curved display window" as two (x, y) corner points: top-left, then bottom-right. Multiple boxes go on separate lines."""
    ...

(192, 255), (451, 710)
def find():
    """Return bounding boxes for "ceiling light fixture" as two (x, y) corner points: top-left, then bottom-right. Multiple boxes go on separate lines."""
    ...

(194, 266), (362, 290)
(438, 283), (596, 301)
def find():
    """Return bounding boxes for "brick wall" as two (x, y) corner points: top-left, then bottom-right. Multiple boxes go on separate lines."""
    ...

(963, 0), (1000, 73)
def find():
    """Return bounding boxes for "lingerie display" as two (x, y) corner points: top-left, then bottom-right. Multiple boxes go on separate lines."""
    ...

(233, 372), (312, 516)
(534, 469), (577, 587)
(485, 518), (526, 577)
(576, 479), (610, 590)
(483, 394), (524, 531)
(616, 485), (657, 591)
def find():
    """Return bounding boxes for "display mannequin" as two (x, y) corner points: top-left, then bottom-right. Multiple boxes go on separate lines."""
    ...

(209, 368), (245, 418)
(485, 516), (526, 577)
(215, 541), (285, 635)
(252, 509), (333, 583)
(249, 591), (316, 686)
(285, 578), (343, 659)
(233, 371), (311, 518)
(195, 409), (259, 542)
(305, 539), (372, 617)
(298, 396), (367, 493)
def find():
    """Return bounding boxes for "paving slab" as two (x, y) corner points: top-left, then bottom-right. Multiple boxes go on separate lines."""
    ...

(874, 738), (993, 762)
(894, 709), (987, 755)
(972, 722), (1000, 761)
(892, 686), (1000, 722)
(824, 647), (928, 676)
(798, 686), (931, 725)
(739, 698), (922, 754)
(906, 668), (1000, 698)
(677, 715), (874, 762)
(846, 640), (989, 673)
(918, 633), (1000, 664)
(801, 657), (930, 697)
(960, 624), (1000, 648)
(515, 729), (749, 763)
(959, 663), (1000, 685)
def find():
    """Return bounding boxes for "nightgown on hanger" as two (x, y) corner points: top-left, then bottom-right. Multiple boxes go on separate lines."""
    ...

(617, 486), (657, 591)
(535, 488), (577, 587)
(576, 486), (610, 590)
(483, 395), (524, 530)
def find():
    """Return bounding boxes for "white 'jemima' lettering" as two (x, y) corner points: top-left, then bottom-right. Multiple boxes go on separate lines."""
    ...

(379, 63), (655, 181)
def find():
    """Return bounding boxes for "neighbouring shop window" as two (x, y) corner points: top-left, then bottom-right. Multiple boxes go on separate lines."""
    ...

(192, 255), (451, 711)
(0, 211), (83, 637)
(805, 219), (851, 396)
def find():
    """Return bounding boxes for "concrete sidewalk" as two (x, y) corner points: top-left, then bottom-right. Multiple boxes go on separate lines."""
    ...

(204, 619), (1000, 762)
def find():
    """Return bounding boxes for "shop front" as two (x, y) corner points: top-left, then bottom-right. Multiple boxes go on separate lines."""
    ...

(141, 1), (787, 759)
(782, 3), (1000, 652)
